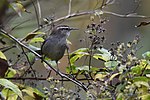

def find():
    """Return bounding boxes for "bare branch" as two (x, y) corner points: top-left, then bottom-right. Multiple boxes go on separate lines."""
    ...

(31, 0), (40, 27)
(6, 77), (93, 81)
(68, 0), (72, 15)
(37, 0), (41, 20)
(32, 10), (150, 33)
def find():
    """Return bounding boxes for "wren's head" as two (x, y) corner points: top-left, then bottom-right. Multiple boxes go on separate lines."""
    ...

(51, 25), (78, 37)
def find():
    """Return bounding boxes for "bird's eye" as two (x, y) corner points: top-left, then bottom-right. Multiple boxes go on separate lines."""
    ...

(62, 28), (69, 30)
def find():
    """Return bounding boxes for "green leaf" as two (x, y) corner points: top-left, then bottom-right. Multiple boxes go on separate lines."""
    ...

(93, 48), (112, 61)
(116, 93), (125, 100)
(0, 51), (7, 60)
(109, 73), (120, 81)
(43, 60), (57, 69)
(0, 79), (23, 99)
(90, 67), (99, 74)
(66, 65), (78, 74)
(6, 68), (17, 78)
(133, 76), (149, 87)
(27, 52), (35, 65)
(29, 37), (44, 43)
(10, 2), (26, 17)
(133, 76), (149, 82)
(70, 48), (89, 64)
(22, 32), (45, 41)
(2, 88), (18, 100)
(93, 53), (109, 61)
(141, 94), (150, 100)
(76, 66), (90, 71)
(97, 48), (110, 55)
(22, 86), (45, 99)
(104, 61), (119, 68)
(115, 83), (126, 93)
(131, 65), (142, 75)
(70, 48), (89, 58)
(142, 51), (150, 60)
(134, 81), (149, 87)
(94, 72), (108, 81)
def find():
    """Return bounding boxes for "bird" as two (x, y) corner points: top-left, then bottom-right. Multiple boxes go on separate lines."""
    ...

(41, 25), (78, 63)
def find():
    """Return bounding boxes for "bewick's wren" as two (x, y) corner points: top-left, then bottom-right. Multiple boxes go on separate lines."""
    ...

(41, 25), (77, 63)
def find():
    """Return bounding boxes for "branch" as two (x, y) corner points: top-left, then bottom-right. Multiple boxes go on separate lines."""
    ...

(68, 0), (72, 15)
(6, 77), (93, 81)
(32, 10), (150, 33)
(0, 29), (88, 92)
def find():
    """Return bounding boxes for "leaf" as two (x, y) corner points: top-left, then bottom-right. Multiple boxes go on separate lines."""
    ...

(93, 53), (109, 61)
(76, 66), (90, 71)
(94, 72), (108, 81)
(29, 37), (44, 43)
(70, 48), (89, 58)
(0, 79), (23, 99)
(133, 76), (149, 82)
(131, 65), (142, 75)
(70, 48), (89, 64)
(22, 86), (45, 99)
(0, 51), (7, 60)
(6, 68), (17, 78)
(140, 94), (150, 100)
(93, 48), (112, 61)
(2, 88), (18, 100)
(115, 83), (126, 93)
(109, 73), (120, 81)
(116, 93), (125, 100)
(142, 51), (150, 60)
(146, 74), (150, 78)
(10, 2), (27, 17)
(104, 61), (119, 68)
(22, 32), (45, 41)
(133, 77), (149, 87)
(70, 54), (85, 64)
(90, 67), (99, 74)
(134, 81), (149, 88)
(27, 52), (35, 65)
(66, 65), (78, 74)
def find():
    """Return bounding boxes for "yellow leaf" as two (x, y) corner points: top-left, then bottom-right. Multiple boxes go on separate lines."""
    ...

(109, 73), (120, 81)
(0, 51), (7, 60)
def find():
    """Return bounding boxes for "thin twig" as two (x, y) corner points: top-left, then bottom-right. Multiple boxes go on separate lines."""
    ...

(31, 0), (40, 27)
(20, 46), (37, 78)
(6, 77), (93, 81)
(100, 0), (105, 9)
(11, 19), (30, 31)
(68, 0), (72, 15)
(36, 0), (41, 23)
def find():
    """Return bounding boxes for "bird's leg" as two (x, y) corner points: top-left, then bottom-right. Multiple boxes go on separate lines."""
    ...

(56, 61), (59, 75)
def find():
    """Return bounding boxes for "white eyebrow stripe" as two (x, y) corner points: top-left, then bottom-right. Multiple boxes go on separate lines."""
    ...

(57, 26), (69, 30)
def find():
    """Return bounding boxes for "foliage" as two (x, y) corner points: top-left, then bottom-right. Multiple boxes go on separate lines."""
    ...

(0, 0), (150, 100)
